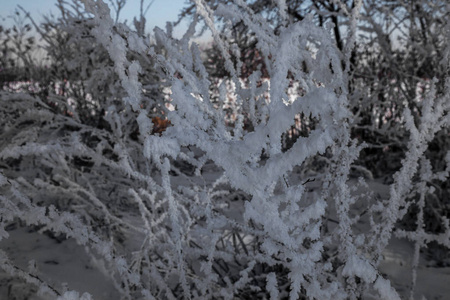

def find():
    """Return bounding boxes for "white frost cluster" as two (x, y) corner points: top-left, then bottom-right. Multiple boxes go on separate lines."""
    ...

(0, 0), (449, 299)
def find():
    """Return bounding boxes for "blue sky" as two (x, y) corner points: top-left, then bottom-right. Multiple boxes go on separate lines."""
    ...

(1, 0), (191, 37)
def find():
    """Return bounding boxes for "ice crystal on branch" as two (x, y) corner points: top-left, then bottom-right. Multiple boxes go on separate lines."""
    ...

(0, 0), (449, 299)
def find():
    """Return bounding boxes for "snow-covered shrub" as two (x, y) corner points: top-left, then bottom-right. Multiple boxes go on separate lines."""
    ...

(0, 0), (449, 299)
(346, 3), (450, 267)
(15, 0), (166, 127)
(349, 0), (450, 179)
(0, 10), (38, 84)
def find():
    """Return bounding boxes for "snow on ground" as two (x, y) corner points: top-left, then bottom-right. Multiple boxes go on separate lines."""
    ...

(378, 237), (450, 300)
(0, 226), (118, 299)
